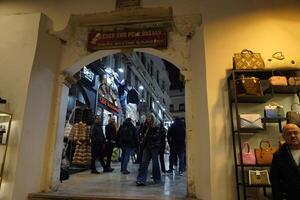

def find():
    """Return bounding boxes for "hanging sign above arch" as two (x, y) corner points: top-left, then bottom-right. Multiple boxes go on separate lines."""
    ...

(87, 28), (168, 51)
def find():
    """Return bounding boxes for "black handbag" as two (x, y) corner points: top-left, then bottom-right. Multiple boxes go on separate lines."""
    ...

(286, 103), (300, 127)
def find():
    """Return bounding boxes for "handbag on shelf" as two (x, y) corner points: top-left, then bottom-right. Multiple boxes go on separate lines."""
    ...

(239, 114), (264, 129)
(236, 76), (263, 96)
(288, 77), (300, 86)
(266, 51), (298, 69)
(238, 142), (256, 165)
(233, 49), (265, 70)
(269, 76), (288, 86)
(286, 103), (300, 127)
(248, 170), (271, 185)
(254, 140), (277, 165)
(264, 102), (285, 119)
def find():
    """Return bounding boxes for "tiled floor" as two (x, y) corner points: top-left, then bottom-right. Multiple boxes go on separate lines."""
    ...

(52, 161), (187, 199)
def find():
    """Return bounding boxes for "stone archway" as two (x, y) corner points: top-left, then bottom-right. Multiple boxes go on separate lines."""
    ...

(45, 11), (210, 199)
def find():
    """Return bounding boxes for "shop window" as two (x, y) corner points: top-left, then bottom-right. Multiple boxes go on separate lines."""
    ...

(179, 103), (185, 111)
(170, 104), (174, 112)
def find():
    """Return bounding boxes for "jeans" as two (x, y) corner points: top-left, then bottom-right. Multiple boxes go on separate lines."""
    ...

(121, 147), (132, 171)
(137, 146), (161, 183)
(169, 145), (185, 172)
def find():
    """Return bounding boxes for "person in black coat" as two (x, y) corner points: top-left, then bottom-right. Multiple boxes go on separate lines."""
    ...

(104, 116), (117, 172)
(117, 118), (137, 174)
(270, 123), (300, 200)
(167, 117), (186, 175)
(90, 115), (107, 174)
(159, 122), (166, 173)
(136, 113), (162, 186)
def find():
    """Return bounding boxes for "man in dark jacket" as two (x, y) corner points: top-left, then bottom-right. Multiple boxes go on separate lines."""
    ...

(90, 115), (107, 174)
(118, 118), (137, 174)
(167, 117), (186, 176)
(136, 113), (162, 186)
(270, 123), (300, 200)
(104, 116), (117, 172)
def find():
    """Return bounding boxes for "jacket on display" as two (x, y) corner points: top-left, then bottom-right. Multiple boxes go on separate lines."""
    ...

(270, 143), (300, 200)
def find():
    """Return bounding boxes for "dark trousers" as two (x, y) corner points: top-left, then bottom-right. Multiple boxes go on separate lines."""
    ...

(159, 146), (166, 172)
(105, 142), (114, 168)
(169, 145), (185, 172)
(121, 147), (132, 171)
(137, 146), (161, 183)
(91, 143), (106, 171)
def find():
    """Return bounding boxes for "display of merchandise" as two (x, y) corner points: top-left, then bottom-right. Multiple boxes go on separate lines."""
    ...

(70, 122), (92, 165)
(64, 122), (72, 138)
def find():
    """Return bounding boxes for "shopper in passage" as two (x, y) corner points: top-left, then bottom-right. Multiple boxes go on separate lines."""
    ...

(136, 113), (162, 186)
(270, 123), (300, 200)
(104, 116), (117, 172)
(159, 121), (167, 173)
(167, 117), (186, 176)
(118, 118), (137, 174)
(90, 115), (107, 174)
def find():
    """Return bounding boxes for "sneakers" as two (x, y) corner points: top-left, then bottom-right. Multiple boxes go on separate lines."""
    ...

(104, 167), (114, 172)
(179, 171), (184, 176)
(136, 181), (146, 186)
(166, 169), (173, 174)
(122, 170), (130, 174)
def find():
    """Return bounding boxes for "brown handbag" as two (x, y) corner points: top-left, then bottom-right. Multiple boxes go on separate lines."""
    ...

(288, 77), (300, 86)
(233, 49), (265, 70)
(269, 76), (288, 86)
(254, 140), (277, 165)
(248, 170), (271, 185)
(286, 103), (300, 127)
(236, 76), (263, 96)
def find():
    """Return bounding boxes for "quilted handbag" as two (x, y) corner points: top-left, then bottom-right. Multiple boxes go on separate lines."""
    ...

(254, 140), (277, 165)
(239, 114), (263, 129)
(266, 51), (298, 69)
(288, 77), (300, 86)
(286, 103), (300, 127)
(233, 49), (265, 70)
(264, 102), (285, 119)
(238, 142), (256, 165)
(269, 76), (288, 86)
(236, 76), (263, 96)
(249, 170), (271, 185)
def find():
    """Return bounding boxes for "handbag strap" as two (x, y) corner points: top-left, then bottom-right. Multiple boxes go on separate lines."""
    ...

(242, 142), (252, 153)
(272, 52), (285, 60)
(241, 49), (254, 57)
(291, 103), (300, 111)
(259, 140), (271, 150)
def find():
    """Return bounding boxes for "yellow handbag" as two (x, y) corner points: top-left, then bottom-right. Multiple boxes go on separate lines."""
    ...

(254, 140), (277, 165)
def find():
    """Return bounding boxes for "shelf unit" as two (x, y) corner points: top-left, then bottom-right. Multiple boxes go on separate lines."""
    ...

(0, 111), (12, 187)
(228, 68), (300, 200)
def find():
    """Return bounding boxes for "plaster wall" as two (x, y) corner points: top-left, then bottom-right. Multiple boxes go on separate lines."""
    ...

(0, 13), (41, 200)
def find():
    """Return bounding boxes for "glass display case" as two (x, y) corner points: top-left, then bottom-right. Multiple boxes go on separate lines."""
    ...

(0, 111), (12, 187)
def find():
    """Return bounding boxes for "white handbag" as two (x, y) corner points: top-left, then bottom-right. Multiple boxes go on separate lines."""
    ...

(239, 114), (263, 129)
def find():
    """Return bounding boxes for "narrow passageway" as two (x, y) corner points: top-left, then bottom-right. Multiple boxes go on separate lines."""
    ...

(53, 161), (186, 199)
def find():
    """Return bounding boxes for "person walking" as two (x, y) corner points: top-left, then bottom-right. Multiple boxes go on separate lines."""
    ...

(159, 122), (166, 173)
(90, 115), (107, 174)
(167, 117), (186, 176)
(118, 118), (137, 174)
(136, 113), (162, 186)
(104, 116), (117, 172)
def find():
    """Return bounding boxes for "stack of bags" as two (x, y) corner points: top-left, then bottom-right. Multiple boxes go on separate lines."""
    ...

(72, 122), (92, 165)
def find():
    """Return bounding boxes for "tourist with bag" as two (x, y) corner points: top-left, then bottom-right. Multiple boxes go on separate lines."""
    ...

(270, 123), (300, 200)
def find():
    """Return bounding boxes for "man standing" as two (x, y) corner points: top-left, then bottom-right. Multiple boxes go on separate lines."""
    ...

(270, 123), (300, 200)
(104, 117), (117, 172)
(90, 115), (107, 174)
(118, 118), (137, 174)
(167, 117), (186, 176)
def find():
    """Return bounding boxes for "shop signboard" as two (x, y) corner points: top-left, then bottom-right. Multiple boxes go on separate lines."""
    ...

(99, 97), (119, 113)
(87, 28), (168, 51)
(116, 0), (141, 8)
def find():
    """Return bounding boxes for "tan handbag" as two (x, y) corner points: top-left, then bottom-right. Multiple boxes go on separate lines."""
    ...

(269, 76), (288, 86)
(233, 49), (265, 70)
(236, 76), (263, 96)
(248, 170), (271, 185)
(288, 77), (300, 86)
(254, 140), (277, 165)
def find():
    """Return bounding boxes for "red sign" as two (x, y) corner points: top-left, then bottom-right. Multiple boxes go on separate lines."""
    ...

(99, 97), (119, 113)
(87, 28), (168, 51)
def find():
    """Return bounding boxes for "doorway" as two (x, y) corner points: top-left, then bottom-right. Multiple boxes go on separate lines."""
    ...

(52, 51), (188, 199)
